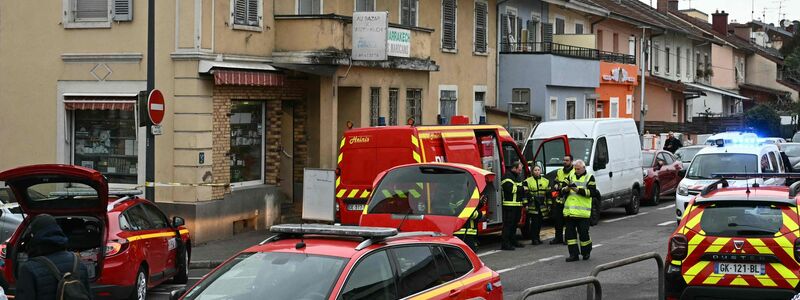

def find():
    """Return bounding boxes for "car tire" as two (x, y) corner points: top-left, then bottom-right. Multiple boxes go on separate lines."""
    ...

(172, 245), (190, 284)
(625, 188), (640, 215)
(650, 184), (661, 206)
(589, 198), (600, 226)
(130, 266), (147, 300)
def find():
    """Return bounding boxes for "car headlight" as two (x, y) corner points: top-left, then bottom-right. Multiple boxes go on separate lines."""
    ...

(678, 184), (689, 196)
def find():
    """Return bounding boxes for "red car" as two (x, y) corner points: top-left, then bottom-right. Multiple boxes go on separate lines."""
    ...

(642, 150), (682, 205)
(180, 224), (503, 300)
(0, 164), (191, 300)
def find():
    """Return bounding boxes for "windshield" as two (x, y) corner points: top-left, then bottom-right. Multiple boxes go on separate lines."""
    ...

(699, 202), (784, 237)
(686, 154), (758, 180)
(641, 152), (655, 168)
(674, 147), (702, 163)
(782, 144), (800, 157)
(525, 138), (594, 167)
(183, 252), (347, 300)
(368, 166), (475, 216)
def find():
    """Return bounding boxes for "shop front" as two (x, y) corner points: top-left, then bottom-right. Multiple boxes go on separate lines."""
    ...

(596, 62), (638, 119)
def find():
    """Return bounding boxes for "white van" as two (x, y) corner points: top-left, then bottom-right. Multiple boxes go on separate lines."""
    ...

(523, 118), (644, 225)
(675, 141), (786, 220)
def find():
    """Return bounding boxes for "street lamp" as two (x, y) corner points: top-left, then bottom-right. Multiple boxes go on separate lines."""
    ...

(507, 101), (528, 131)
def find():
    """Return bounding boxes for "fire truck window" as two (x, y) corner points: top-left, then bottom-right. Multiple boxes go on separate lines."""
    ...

(368, 166), (474, 216)
(391, 246), (440, 297)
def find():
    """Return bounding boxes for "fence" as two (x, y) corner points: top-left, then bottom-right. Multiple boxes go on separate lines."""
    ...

(500, 42), (635, 65)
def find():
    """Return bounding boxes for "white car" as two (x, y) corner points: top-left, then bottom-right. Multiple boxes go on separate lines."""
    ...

(675, 142), (786, 220)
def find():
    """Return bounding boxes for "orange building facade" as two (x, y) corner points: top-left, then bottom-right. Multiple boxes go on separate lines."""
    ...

(595, 61), (639, 118)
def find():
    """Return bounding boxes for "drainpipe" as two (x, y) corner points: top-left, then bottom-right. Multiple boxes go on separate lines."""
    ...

(496, 0), (510, 119)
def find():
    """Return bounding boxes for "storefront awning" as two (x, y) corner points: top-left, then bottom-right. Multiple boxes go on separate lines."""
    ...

(199, 60), (285, 87)
(63, 94), (137, 111)
(684, 82), (749, 100)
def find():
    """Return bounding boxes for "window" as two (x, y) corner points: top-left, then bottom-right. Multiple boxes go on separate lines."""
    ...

(665, 46), (671, 74)
(230, 101), (264, 185)
(505, 7), (518, 46)
(594, 137), (609, 170)
(439, 89), (457, 124)
(406, 88), (422, 124)
(555, 17), (565, 34)
(442, 246), (473, 277)
(389, 88), (398, 126)
(585, 99), (596, 118)
(662, 153), (675, 164)
(625, 95), (633, 115)
(140, 204), (169, 229)
(610, 97), (619, 118)
(597, 30), (604, 49)
(355, 0), (375, 12)
(392, 246), (441, 297)
(566, 98), (576, 120)
(474, 91), (486, 123)
(696, 51), (702, 69)
(673, 98), (678, 115)
(442, 0), (457, 51)
(596, 102), (604, 118)
(527, 15), (540, 45)
(509, 127), (528, 143)
(474, 1), (488, 54)
(698, 202), (783, 237)
(70, 101), (138, 184)
(370, 88), (381, 126)
(297, 0), (321, 14)
(512, 88), (530, 112)
(233, 0), (261, 28)
(676, 47), (681, 76)
(613, 33), (619, 53)
(400, 0), (418, 26)
(653, 42), (660, 73)
(502, 142), (524, 172)
(123, 205), (153, 231)
(69, 0), (110, 23)
(575, 23), (584, 34)
(628, 36), (636, 56)
(432, 247), (456, 282)
(341, 251), (397, 300)
(550, 97), (558, 120)
(686, 48), (691, 77)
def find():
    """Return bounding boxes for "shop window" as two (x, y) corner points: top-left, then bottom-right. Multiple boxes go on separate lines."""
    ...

(400, 0), (418, 26)
(370, 88), (381, 126)
(389, 88), (398, 126)
(230, 101), (264, 185)
(406, 88), (422, 124)
(355, 0), (375, 12)
(566, 98), (576, 120)
(439, 90), (457, 124)
(68, 96), (138, 184)
(297, 0), (321, 14)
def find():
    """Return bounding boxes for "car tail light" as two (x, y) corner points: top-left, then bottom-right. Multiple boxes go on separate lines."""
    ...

(669, 234), (688, 261)
(105, 239), (129, 257)
(794, 238), (800, 262)
(0, 243), (6, 260)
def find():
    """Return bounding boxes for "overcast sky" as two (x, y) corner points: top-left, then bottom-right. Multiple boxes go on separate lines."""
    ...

(638, 0), (799, 25)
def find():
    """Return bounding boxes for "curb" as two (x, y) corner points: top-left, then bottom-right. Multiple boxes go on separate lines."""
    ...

(189, 260), (223, 269)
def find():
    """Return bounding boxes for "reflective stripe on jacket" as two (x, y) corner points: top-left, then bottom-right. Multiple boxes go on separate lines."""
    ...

(525, 176), (549, 214)
(563, 172), (596, 218)
(501, 173), (524, 207)
(454, 209), (481, 235)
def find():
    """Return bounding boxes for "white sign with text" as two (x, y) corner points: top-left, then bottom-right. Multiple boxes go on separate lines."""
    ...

(352, 12), (388, 61)
(387, 28), (411, 58)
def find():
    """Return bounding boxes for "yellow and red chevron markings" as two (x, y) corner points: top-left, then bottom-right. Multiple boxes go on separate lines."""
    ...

(677, 203), (800, 289)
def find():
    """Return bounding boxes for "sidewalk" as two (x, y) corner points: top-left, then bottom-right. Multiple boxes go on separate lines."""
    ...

(189, 229), (273, 269)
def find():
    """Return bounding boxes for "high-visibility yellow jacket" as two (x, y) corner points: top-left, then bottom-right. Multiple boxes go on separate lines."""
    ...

(501, 172), (524, 207)
(525, 176), (550, 214)
(563, 172), (597, 219)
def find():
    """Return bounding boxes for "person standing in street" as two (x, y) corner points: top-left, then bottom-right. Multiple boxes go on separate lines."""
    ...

(455, 197), (484, 251)
(16, 214), (92, 300)
(501, 160), (526, 250)
(550, 155), (574, 245)
(525, 165), (550, 245)
(561, 160), (598, 262)
(663, 132), (683, 154)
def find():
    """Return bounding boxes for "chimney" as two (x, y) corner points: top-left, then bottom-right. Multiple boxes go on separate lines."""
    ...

(712, 10), (729, 34)
(657, 0), (679, 12)
(732, 25), (752, 41)
(668, 0), (678, 11)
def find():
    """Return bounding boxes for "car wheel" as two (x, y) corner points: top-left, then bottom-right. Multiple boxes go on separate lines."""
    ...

(130, 266), (147, 300)
(589, 198), (600, 226)
(650, 184), (661, 206)
(625, 188), (640, 215)
(172, 245), (190, 284)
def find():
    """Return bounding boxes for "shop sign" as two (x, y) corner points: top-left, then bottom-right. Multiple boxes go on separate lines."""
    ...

(352, 12), (388, 61)
(602, 67), (636, 83)
(387, 28), (411, 58)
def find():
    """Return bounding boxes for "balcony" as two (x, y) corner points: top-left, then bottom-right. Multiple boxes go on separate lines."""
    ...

(599, 51), (636, 65)
(501, 42), (599, 60)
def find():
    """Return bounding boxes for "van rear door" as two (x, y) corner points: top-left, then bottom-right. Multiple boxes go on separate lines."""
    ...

(440, 131), (482, 166)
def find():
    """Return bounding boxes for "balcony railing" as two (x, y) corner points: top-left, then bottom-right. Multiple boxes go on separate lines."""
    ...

(501, 42), (636, 65)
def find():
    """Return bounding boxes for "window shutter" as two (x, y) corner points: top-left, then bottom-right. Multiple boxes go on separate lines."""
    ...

(500, 13), (508, 51)
(246, 0), (259, 26)
(474, 2), (487, 53)
(312, 0), (321, 14)
(516, 17), (522, 44)
(442, 0), (457, 50)
(527, 21), (537, 45)
(541, 23), (553, 43)
(234, 0), (247, 24)
(112, 0), (132, 21)
(401, 0), (411, 25)
(76, 0), (109, 20)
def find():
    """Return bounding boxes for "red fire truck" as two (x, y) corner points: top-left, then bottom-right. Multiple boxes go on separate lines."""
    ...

(335, 119), (530, 235)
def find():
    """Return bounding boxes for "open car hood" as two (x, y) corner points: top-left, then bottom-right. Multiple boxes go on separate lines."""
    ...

(0, 164), (109, 217)
(359, 163), (490, 234)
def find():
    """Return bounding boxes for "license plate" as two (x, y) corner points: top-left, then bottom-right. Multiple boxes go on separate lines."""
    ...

(714, 262), (765, 275)
(347, 204), (365, 211)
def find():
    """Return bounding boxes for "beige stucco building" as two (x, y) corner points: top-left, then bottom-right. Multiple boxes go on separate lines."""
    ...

(0, 0), (498, 242)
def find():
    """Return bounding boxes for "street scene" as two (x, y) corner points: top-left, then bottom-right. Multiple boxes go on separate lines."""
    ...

(1, 0), (799, 299)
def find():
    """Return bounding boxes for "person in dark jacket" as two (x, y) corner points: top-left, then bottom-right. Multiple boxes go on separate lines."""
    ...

(663, 132), (683, 153)
(16, 214), (92, 300)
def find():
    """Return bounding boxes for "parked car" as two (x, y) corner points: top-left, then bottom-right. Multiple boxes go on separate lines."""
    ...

(759, 137), (787, 145)
(524, 118), (644, 225)
(0, 184), (28, 242)
(792, 131), (800, 142)
(180, 224), (503, 300)
(641, 150), (682, 205)
(673, 145), (706, 170)
(779, 142), (800, 170)
(0, 164), (191, 300)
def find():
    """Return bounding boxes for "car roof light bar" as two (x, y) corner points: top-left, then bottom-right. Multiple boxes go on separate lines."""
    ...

(700, 179), (729, 197)
(270, 224), (398, 239)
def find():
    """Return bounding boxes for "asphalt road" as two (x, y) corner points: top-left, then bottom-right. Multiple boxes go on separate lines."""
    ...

(150, 198), (679, 300)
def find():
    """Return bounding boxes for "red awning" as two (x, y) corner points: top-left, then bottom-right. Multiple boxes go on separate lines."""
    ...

(64, 96), (136, 111)
(213, 69), (285, 87)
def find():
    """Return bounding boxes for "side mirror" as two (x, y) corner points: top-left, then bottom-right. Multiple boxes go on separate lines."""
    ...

(173, 216), (186, 228)
(678, 169), (687, 177)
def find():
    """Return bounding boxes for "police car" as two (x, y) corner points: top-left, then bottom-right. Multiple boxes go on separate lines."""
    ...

(666, 174), (800, 299)
(675, 136), (786, 220)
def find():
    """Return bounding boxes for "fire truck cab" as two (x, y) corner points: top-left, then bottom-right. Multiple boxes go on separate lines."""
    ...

(336, 122), (529, 235)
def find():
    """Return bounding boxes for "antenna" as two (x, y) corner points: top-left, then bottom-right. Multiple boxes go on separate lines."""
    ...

(744, 162), (751, 195)
(396, 207), (414, 232)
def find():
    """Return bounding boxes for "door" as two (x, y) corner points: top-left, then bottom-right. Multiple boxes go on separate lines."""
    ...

(656, 152), (676, 192)
(592, 136), (612, 206)
(338, 250), (398, 300)
(280, 102), (295, 202)
(391, 246), (462, 299)
(122, 204), (164, 279)
(529, 135), (571, 177)
(441, 131), (482, 166)
(140, 203), (171, 279)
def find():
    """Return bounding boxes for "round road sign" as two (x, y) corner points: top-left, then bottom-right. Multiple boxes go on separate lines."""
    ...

(148, 89), (165, 125)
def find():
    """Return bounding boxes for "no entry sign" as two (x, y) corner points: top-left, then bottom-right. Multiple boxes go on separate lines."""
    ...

(147, 89), (165, 125)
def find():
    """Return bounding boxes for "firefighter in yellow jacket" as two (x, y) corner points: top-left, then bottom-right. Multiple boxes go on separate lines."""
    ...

(455, 197), (484, 251)
(561, 159), (598, 262)
(550, 154), (574, 245)
(500, 160), (526, 250)
(525, 165), (549, 245)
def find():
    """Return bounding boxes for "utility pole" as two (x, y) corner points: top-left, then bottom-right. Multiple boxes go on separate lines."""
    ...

(639, 26), (649, 140)
(146, 0), (155, 202)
